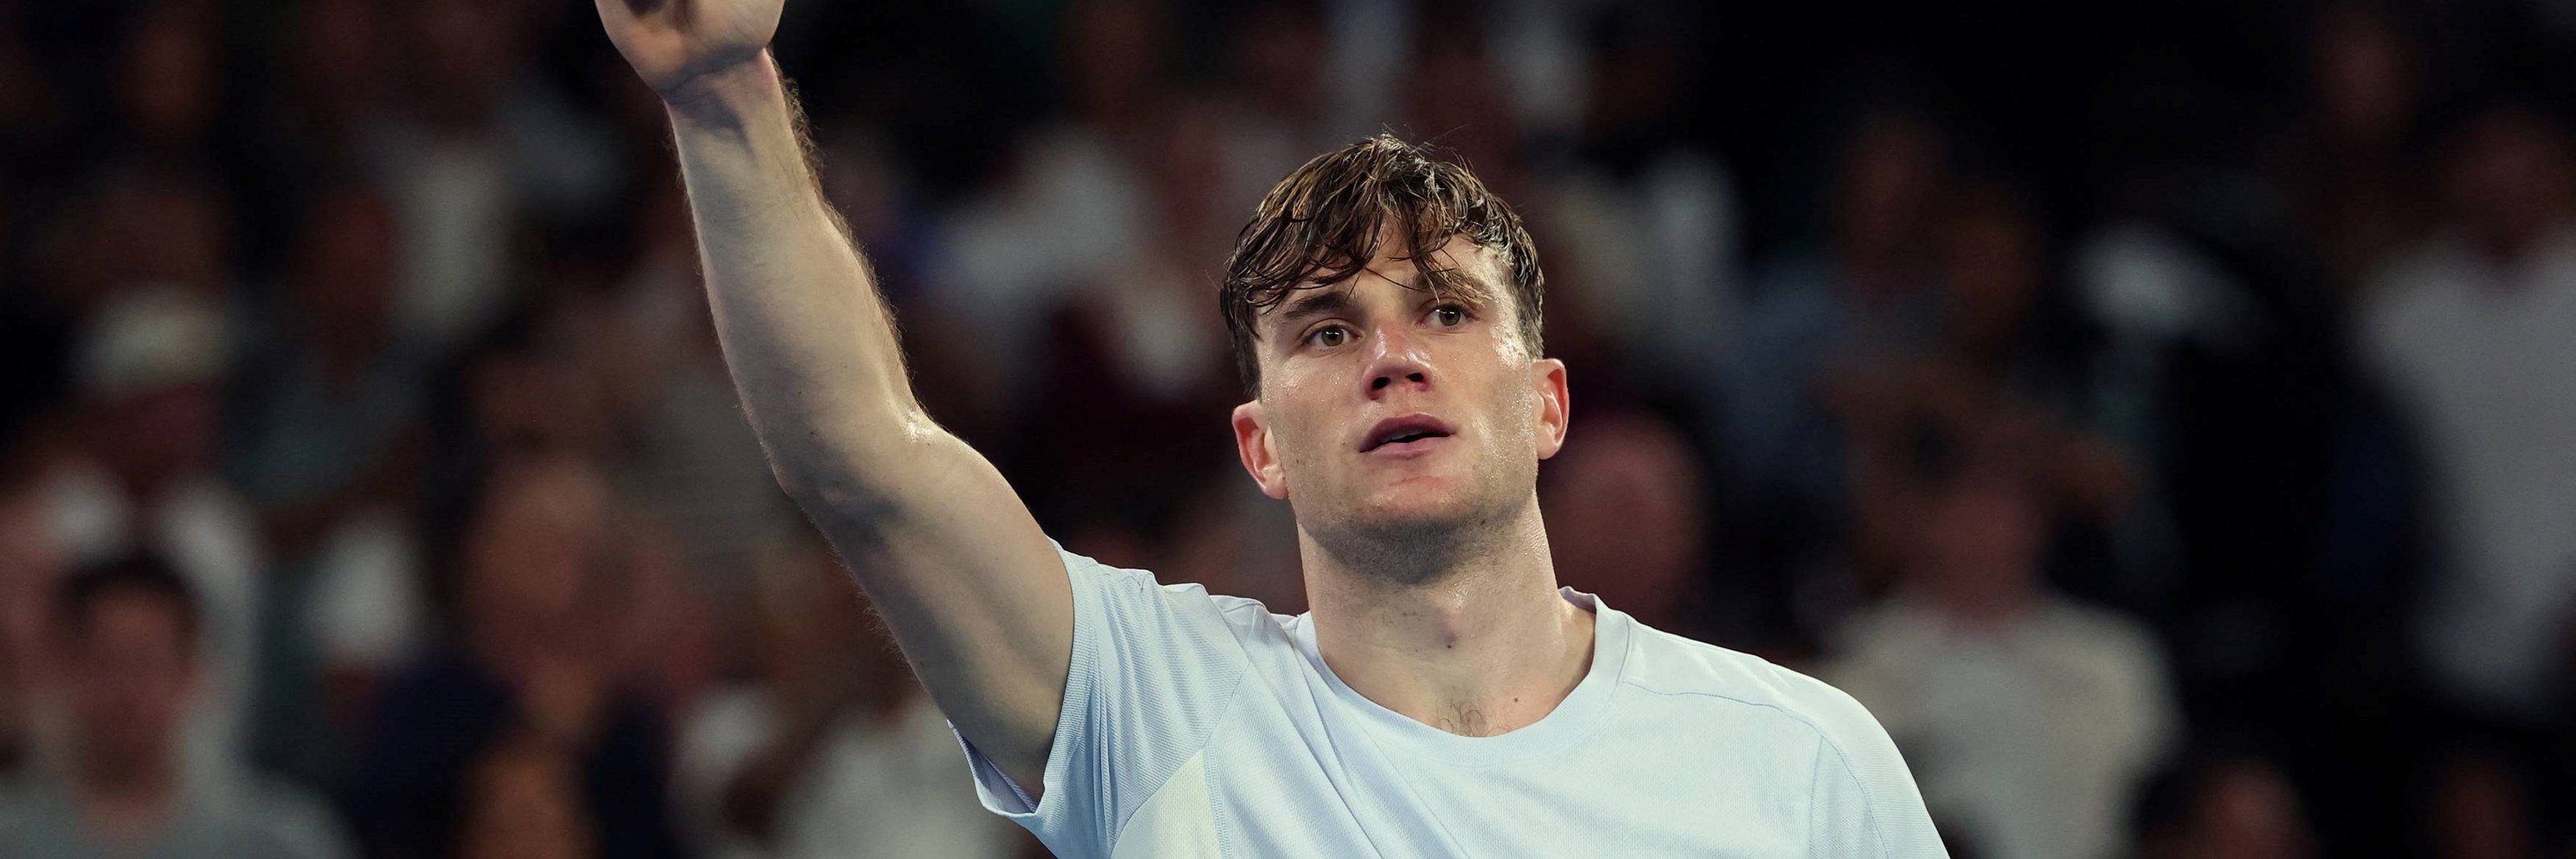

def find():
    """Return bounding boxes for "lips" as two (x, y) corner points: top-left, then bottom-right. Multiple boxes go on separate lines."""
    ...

(1360, 414), (1456, 452)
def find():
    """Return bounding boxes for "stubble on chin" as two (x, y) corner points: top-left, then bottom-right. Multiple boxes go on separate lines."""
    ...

(1303, 468), (1530, 588)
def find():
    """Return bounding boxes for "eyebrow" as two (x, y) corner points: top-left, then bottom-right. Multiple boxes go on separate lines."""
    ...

(1263, 257), (1505, 339)
(1269, 288), (1355, 337)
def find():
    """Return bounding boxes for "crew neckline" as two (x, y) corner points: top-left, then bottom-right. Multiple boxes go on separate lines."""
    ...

(1290, 588), (1633, 766)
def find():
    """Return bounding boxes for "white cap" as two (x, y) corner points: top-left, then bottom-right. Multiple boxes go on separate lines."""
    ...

(73, 284), (234, 401)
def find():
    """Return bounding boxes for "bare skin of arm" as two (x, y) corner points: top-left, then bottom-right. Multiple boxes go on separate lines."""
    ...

(594, 0), (1068, 794)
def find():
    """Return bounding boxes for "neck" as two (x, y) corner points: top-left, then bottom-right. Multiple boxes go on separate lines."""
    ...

(1301, 495), (1596, 737)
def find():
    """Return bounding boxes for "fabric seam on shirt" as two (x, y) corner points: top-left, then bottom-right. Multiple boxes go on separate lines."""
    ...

(1805, 733), (1824, 854)
(1105, 650), (1250, 853)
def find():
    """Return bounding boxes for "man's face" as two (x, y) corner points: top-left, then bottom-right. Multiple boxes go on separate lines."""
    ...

(1231, 234), (1568, 567)
(66, 592), (196, 784)
(465, 463), (612, 648)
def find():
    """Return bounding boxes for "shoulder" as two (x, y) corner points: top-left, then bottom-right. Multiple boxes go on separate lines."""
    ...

(1618, 622), (1903, 766)
(1620, 623), (1942, 854)
(1623, 624), (1876, 726)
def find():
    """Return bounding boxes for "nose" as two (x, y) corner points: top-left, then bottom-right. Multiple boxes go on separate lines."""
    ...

(1364, 324), (1432, 398)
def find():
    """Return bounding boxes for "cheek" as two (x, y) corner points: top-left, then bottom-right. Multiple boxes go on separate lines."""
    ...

(1474, 370), (1538, 444)
(1271, 414), (1334, 478)
(1261, 378), (1335, 468)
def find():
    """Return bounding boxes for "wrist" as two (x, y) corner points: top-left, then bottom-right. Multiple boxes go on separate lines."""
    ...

(661, 51), (782, 123)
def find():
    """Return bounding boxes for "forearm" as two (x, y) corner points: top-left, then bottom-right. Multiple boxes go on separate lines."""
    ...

(665, 53), (926, 495)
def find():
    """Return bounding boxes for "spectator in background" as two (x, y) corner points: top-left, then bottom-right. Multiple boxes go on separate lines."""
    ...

(1547, 2), (1742, 412)
(1723, 109), (1955, 650)
(675, 536), (1018, 859)
(927, 0), (1169, 404)
(1923, 178), (2153, 610)
(341, 456), (678, 859)
(1539, 411), (1711, 636)
(1012, 89), (1242, 567)
(2360, 93), (2576, 852)
(373, 0), (522, 361)
(38, 283), (266, 791)
(2364, 97), (2576, 718)
(371, 0), (619, 364)
(418, 312), (619, 567)
(0, 554), (351, 859)
(1931, 180), (2084, 409)
(229, 180), (434, 787)
(1825, 415), (2176, 859)
(231, 183), (425, 554)
(457, 739), (598, 859)
(2273, 1), (2434, 293)
(2132, 754), (2318, 859)
(1732, 109), (1951, 524)
(14, 164), (234, 455)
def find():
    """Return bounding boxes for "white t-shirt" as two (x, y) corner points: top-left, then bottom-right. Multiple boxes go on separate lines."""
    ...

(2361, 226), (2576, 718)
(1826, 596), (2177, 859)
(956, 546), (1945, 857)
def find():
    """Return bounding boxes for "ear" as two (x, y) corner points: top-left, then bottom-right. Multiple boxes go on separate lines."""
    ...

(1532, 357), (1571, 460)
(1232, 400), (1290, 499)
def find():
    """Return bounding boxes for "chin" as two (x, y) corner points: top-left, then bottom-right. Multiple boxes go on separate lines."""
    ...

(1347, 477), (1508, 542)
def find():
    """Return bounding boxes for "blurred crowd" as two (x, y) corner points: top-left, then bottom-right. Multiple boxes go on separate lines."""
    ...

(0, 0), (2573, 857)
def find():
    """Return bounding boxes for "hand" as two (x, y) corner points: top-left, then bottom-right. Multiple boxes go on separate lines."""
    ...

(595, 0), (784, 102)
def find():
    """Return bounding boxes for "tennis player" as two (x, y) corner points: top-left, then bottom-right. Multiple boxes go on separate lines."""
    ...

(597, 0), (1944, 854)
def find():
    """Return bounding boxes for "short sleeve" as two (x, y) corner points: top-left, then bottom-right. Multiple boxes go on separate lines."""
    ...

(956, 543), (1249, 858)
(1803, 685), (1948, 857)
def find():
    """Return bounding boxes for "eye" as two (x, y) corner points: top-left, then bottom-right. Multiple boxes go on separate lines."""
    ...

(1307, 325), (1351, 349)
(1430, 304), (1468, 328)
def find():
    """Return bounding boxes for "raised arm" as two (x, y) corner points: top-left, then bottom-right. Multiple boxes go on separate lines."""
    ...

(596, 0), (1068, 792)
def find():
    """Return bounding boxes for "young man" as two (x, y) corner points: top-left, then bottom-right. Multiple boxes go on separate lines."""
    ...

(0, 556), (350, 859)
(596, 0), (1943, 854)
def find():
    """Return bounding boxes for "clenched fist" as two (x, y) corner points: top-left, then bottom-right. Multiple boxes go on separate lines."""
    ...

(594, 0), (783, 102)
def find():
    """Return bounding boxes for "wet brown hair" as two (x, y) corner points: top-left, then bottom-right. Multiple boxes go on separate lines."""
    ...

(1219, 134), (1544, 397)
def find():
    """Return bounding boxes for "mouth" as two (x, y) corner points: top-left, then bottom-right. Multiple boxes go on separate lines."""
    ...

(1360, 414), (1456, 453)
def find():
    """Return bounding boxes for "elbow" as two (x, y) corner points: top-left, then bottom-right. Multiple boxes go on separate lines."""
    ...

(766, 461), (824, 505)
(772, 466), (910, 547)
(770, 460), (893, 520)
(763, 415), (947, 528)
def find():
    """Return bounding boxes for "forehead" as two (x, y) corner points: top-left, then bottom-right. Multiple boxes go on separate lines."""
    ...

(1258, 234), (1509, 328)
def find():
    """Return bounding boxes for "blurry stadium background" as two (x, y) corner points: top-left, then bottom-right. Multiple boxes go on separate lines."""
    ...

(1, 0), (2574, 857)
